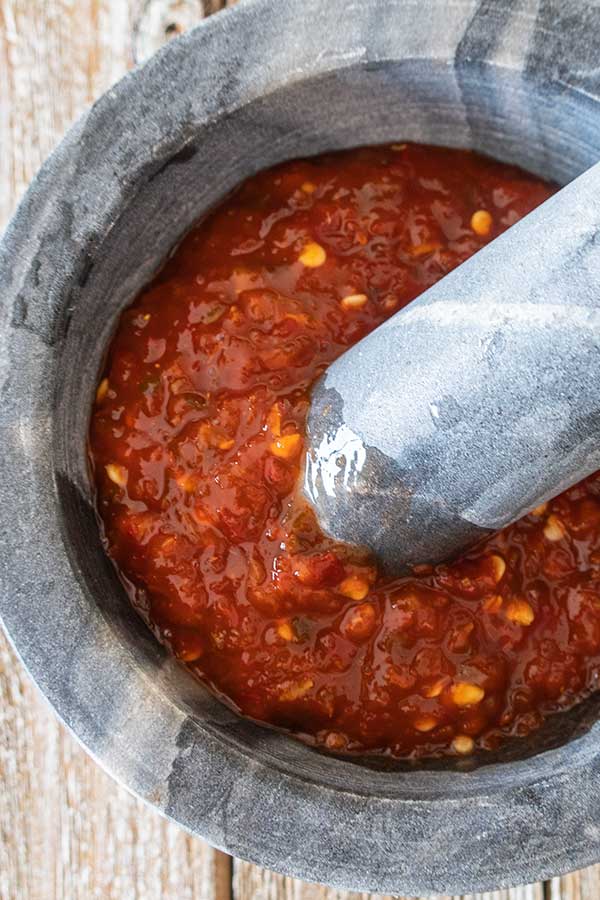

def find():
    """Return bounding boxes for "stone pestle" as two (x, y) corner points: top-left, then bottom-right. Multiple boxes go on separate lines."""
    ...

(304, 160), (600, 575)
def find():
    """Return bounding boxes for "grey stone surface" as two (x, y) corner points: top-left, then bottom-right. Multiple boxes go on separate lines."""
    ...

(3, 0), (600, 893)
(305, 160), (600, 573)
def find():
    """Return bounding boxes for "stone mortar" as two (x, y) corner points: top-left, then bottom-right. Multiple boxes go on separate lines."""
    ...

(2, 0), (600, 893)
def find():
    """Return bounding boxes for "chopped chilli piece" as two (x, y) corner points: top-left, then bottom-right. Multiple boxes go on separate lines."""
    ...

(483, 594), (503, 614)
(470, 209), (493, 236)
(422, 678), (447, 699)
(277, 620), (295, 642)
(531, 502), (548, 517)
(338, 576), (370, 601)
(279, 678), (314, 702)
(96, 378), (109, 402)
(452, 735), (475, 755)
(409, 241), (440, 257)
(270, 434), (302, 459)
(544, 514), (567, 541)
(341, 293), (368, 310)
(90, 144), (600, 762)
(340, 602), (377, 641)
(298, 242), (326, 268)
(505, 599), (535, 626)
(450, 682), (485, 707)
(414, 716), (438, 733)
(105, 463), (127, 488)
(490, 554), (506, 583)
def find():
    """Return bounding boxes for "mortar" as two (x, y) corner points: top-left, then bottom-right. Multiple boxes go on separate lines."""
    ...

(2, 0), (600, 893)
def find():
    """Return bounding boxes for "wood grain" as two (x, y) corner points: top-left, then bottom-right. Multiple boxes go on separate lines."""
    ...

(231, 861), (548, 900)
(1, 2), (600, 899)
(0, 3), (228, 899)
(0, 634), (231, 900)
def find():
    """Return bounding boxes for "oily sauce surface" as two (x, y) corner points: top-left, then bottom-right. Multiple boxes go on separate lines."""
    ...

(90, 144), (600, 758)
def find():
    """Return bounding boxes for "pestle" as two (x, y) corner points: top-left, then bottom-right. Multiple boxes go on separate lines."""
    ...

(303, 160), (600, 575)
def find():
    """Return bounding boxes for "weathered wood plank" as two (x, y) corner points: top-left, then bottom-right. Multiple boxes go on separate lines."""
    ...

(231, 861), (548, 900)
(0, 0), (134, 230)
(0, 632), (230, 900)
(0, 2), (228, 898)
(547, 869), (600, 900)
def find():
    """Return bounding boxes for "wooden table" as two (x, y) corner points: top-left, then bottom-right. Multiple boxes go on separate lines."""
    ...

(0, 3), (597, 898)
